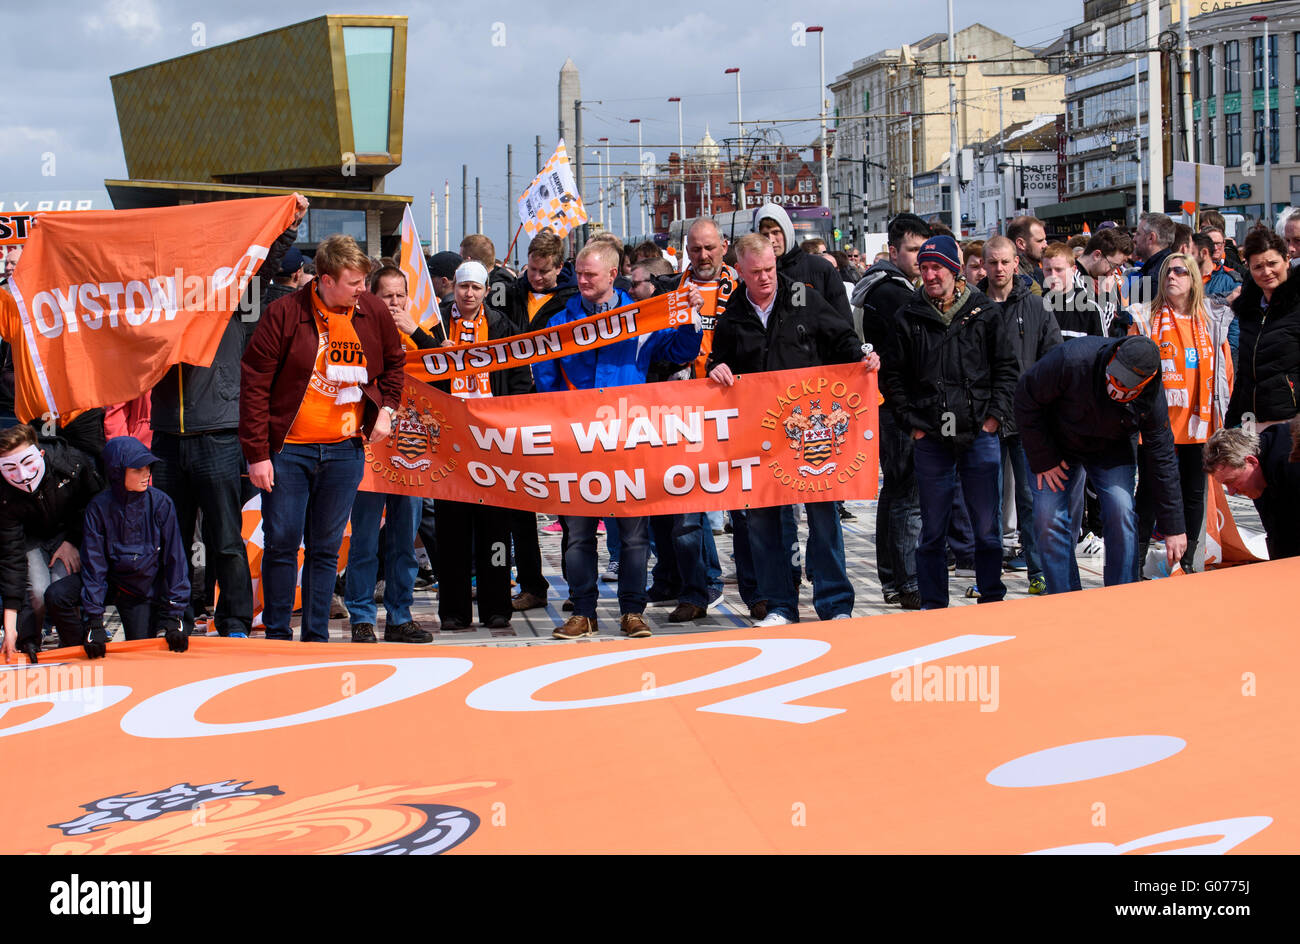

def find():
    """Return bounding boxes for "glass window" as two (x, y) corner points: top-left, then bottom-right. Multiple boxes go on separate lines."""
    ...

(305, 209), (367, 244)
(1225, 40), (1240, 94)
(1251, 36), (1274, 88)
(1253, 109), (1279, 163)
(1208, 117), (1217, 165)
(1207, 45), (1216, 96)
(342, 27), (394, 154)
(1191, 49), (1200, 99)
(1227, 111), (1242, 166)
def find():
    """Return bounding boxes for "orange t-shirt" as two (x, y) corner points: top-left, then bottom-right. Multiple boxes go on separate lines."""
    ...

(284, 305), (363, 444)
(681, 265), (737, 378)
(526, 292), (551, 323)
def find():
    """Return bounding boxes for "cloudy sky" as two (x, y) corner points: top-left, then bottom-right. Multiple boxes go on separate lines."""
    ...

(7, 0), (1081, 245)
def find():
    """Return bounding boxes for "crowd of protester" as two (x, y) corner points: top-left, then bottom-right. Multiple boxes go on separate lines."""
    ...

(2, 194), (1299, 660)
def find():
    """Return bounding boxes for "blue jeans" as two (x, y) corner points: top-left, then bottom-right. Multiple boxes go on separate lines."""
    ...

(648, 513), (723, 607)
(749, 501), (853, 621)
(344, 490), (421, 626)
(1003, 436), (1043, 580)
(562, 515), (648, 618)
(261, 440), (365, 642)
(913, 432), (1006, 609)
(1032, 460), (1137, 593)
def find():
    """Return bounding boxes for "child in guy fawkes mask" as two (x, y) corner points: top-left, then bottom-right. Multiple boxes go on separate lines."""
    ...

(0, 424), (102, 663)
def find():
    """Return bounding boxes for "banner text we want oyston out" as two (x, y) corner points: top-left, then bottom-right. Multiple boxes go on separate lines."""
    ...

(361, 364), (880, 515)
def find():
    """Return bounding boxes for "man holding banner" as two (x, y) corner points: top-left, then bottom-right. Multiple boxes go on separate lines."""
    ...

(709, 234), (873, 626)
(533, 241), (702, 640)
(239, 234), (405, 643)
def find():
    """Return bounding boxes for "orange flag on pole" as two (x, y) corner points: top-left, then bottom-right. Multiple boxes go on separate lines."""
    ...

(0, 195), (298, 422)
(396, 205), (441, 349)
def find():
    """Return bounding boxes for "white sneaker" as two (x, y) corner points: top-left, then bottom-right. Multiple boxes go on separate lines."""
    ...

(1079, 532), (1105, 556)
(709, 589), (725, 609)
(600, 560), (620, 582)
(754, 612), (793, 627)
(831, 613), (852, 620)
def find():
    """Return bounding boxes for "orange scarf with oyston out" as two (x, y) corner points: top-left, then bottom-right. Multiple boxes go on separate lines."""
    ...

(449, 305), (492, 398)
(314, 287), (368, 403)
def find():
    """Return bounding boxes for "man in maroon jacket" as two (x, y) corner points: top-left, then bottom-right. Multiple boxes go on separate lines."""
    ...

(240, 234), (405, 642)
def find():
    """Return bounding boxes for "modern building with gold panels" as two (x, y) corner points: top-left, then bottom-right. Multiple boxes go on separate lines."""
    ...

(105, 14), (410, 256)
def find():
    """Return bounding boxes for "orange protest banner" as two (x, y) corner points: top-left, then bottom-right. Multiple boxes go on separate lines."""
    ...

(0, 213), (35, 246)
(362, 364), (880, 514)
(404, 287), (695, 384)
(3, 557), (1295, 854)
(0, 195), (299, 422)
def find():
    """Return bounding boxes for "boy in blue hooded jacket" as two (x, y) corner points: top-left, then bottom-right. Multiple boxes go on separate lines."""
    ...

(45, 436), (192, 658)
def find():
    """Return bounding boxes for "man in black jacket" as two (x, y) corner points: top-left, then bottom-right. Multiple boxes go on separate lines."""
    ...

(982, 236), (1062, 594)
(880, 234), (1018, 609)
(1204, 420), (1300, 559)
(753, 203), (852, 323)
(0, 424), (102, 662)
(149, 193), (308, 639)
(498, 232), (578, 614)
(709, 234), (877, 625)
(850, 213), (929, 609)
(1015, 335), (1187, 592)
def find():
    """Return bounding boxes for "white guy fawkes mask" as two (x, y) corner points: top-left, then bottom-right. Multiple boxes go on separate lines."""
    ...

(0, 445), (45, 493)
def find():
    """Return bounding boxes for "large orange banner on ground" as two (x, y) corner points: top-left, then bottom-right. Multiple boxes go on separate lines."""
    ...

(361, 364), (880, 514)
(403, 287), (694, 384)
(0, 195), (298, 422)
(1, 558), (1295, 854)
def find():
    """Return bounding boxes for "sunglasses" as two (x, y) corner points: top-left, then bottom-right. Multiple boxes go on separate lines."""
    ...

(1167, 265), (1190, 277)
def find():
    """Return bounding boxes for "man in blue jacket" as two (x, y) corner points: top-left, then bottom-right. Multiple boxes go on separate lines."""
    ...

(45, 436), (191, 658)
(534, 241), (702, 640)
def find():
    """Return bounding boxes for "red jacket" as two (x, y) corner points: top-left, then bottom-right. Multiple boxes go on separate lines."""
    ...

(239, 283), (405, 463)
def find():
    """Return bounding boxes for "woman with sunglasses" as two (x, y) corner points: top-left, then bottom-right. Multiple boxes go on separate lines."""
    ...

(1134, 253), (1234, 575)
(1225, 226), (1300, 431)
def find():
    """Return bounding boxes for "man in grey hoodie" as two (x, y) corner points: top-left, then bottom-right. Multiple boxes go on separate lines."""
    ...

(752, 203), (852, 322)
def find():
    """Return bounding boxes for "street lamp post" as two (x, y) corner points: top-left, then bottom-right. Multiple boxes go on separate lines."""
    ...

(669, 97), (686, 222)
(725, 67), (746, 210)
(597, 137), (609, 228)
(806, 26), (830, 218)
(630, 118), (645, 237)
(1252, 14), (1273, 223)
(946, 0), (961, 236)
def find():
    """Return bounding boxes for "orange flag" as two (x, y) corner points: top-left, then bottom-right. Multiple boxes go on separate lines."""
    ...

(0, 195), (298, 422)
(397, 205), (441, 350)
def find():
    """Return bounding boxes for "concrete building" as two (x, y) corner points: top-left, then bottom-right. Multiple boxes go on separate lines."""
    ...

(959, 116), (1061, 236)
(829, 24), (1062, 241)
(1045, 0), (1291, 230)
(106, 15), (411, 256)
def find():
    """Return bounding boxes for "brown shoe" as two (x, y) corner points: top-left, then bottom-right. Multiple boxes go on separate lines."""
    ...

(511, 591), (547, 612)
(668, 602), (707, 623)
(749, 600), (769, 621)
(620, 613), (653, 638)
(553, 615), (596, 639)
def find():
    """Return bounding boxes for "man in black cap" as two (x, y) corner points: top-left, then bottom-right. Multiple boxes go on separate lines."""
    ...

(1015, 334), (1187, 593)
(427, 251), (461, 312)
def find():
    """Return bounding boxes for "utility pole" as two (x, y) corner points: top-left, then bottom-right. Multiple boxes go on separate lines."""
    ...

(725, 67), (746, 211)
(807, 26), (830, 220)
(430, 190), (438, 253)
(506, 144), (513, 262)
(475, 176), (482, 235)
(1179, 0), (1193, 163)
(995, 87), (1006, 234)
(1146, 0), (1164, 213)
(535, 135), (542, 174)
(906, 112), (916, 214)
(947, 0), (961, 236)
(669, 97), (685, 222)
(444, 180), (450, 252)
(461, 164), (468, 244)
(620, 176), (629, 241)
(1134, 57), (1144, 220)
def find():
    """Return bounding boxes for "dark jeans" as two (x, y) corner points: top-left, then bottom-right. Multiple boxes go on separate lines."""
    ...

(875, 409), (920, 596)
(1135, 442), (1204, 576)
(648, 513), (723, 607)
(948, 480), (975, 566)
(345, 491), (420, 625)
(562, 515), (648, 618)
(913, 432), (1006, 609)
(261, 439), (365, 643)
(150, 430), (254, 636)
(435, 500), (512, 625)
(509, 509), (546, 597)
(46, 574), (162, 643)
(1003, 435), (1043, 580)
(1033, 460), (1137, 592)
(729, 509), (760, 606)
(418, 498), (438, 578)
(749, 501), (853, 621)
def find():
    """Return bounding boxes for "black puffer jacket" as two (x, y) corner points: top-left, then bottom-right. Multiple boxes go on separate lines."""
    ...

(880, 285), (1018, 446)
(851, 260), (914, 361)
(0, 440), (103, 608)
(980, 278), (1061, 437)
(1014, 336), (1184, 535)
(751, 204), (852, 323)
(709, 274), (862, 375)
(1226, 266), (1300, 428)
